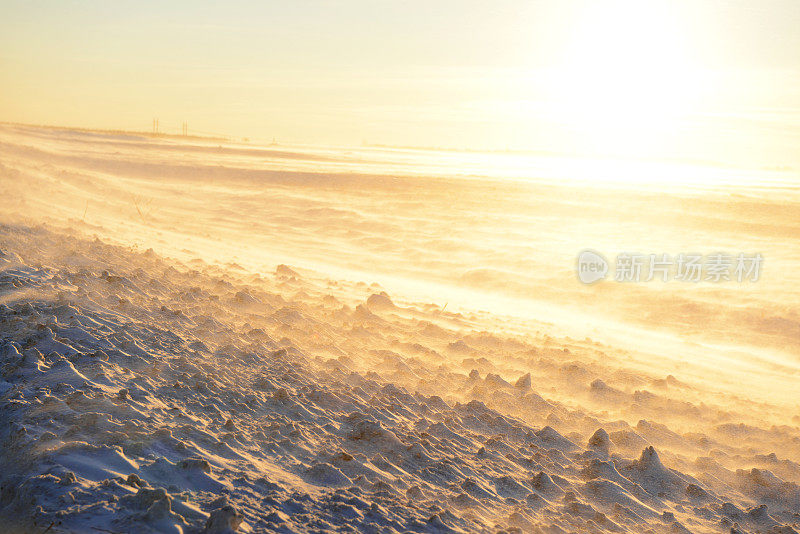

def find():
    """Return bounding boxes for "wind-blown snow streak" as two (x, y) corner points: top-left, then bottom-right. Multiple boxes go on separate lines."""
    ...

(1, 125), (800, 533)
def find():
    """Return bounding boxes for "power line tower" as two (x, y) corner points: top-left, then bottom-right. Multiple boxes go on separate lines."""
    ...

(152, 118), (159, 135)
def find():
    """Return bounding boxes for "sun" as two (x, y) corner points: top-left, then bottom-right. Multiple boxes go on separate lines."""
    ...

(542, 0), (709, 158)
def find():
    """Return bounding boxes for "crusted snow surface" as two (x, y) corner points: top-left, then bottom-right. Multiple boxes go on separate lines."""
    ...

(1, 225), (800, 533)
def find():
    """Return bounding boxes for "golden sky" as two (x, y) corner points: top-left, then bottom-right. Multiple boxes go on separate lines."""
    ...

(2, 0), (799, 167)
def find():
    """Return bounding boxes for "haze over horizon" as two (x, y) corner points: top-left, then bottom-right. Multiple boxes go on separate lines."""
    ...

(3, 3), (800, 532)
(2, 0), (800, 168)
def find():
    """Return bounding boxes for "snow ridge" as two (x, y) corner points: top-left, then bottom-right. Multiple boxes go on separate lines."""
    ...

(1, 225), (799, 533)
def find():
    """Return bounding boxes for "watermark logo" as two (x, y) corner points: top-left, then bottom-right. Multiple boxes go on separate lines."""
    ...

(576, 249), (609, 284)
(577, 251), (762, 284)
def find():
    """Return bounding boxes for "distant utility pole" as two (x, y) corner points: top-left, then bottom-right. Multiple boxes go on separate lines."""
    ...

(182, 122), (188, 136)
(153, 118), (159, 134)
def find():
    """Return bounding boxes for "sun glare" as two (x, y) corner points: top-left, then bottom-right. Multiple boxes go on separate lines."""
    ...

(2, 2), (800, 533)
(543, 1), (709, 157)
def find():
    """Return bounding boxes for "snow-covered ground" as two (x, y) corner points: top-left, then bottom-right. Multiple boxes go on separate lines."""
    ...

(1, 125), (800, 533)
